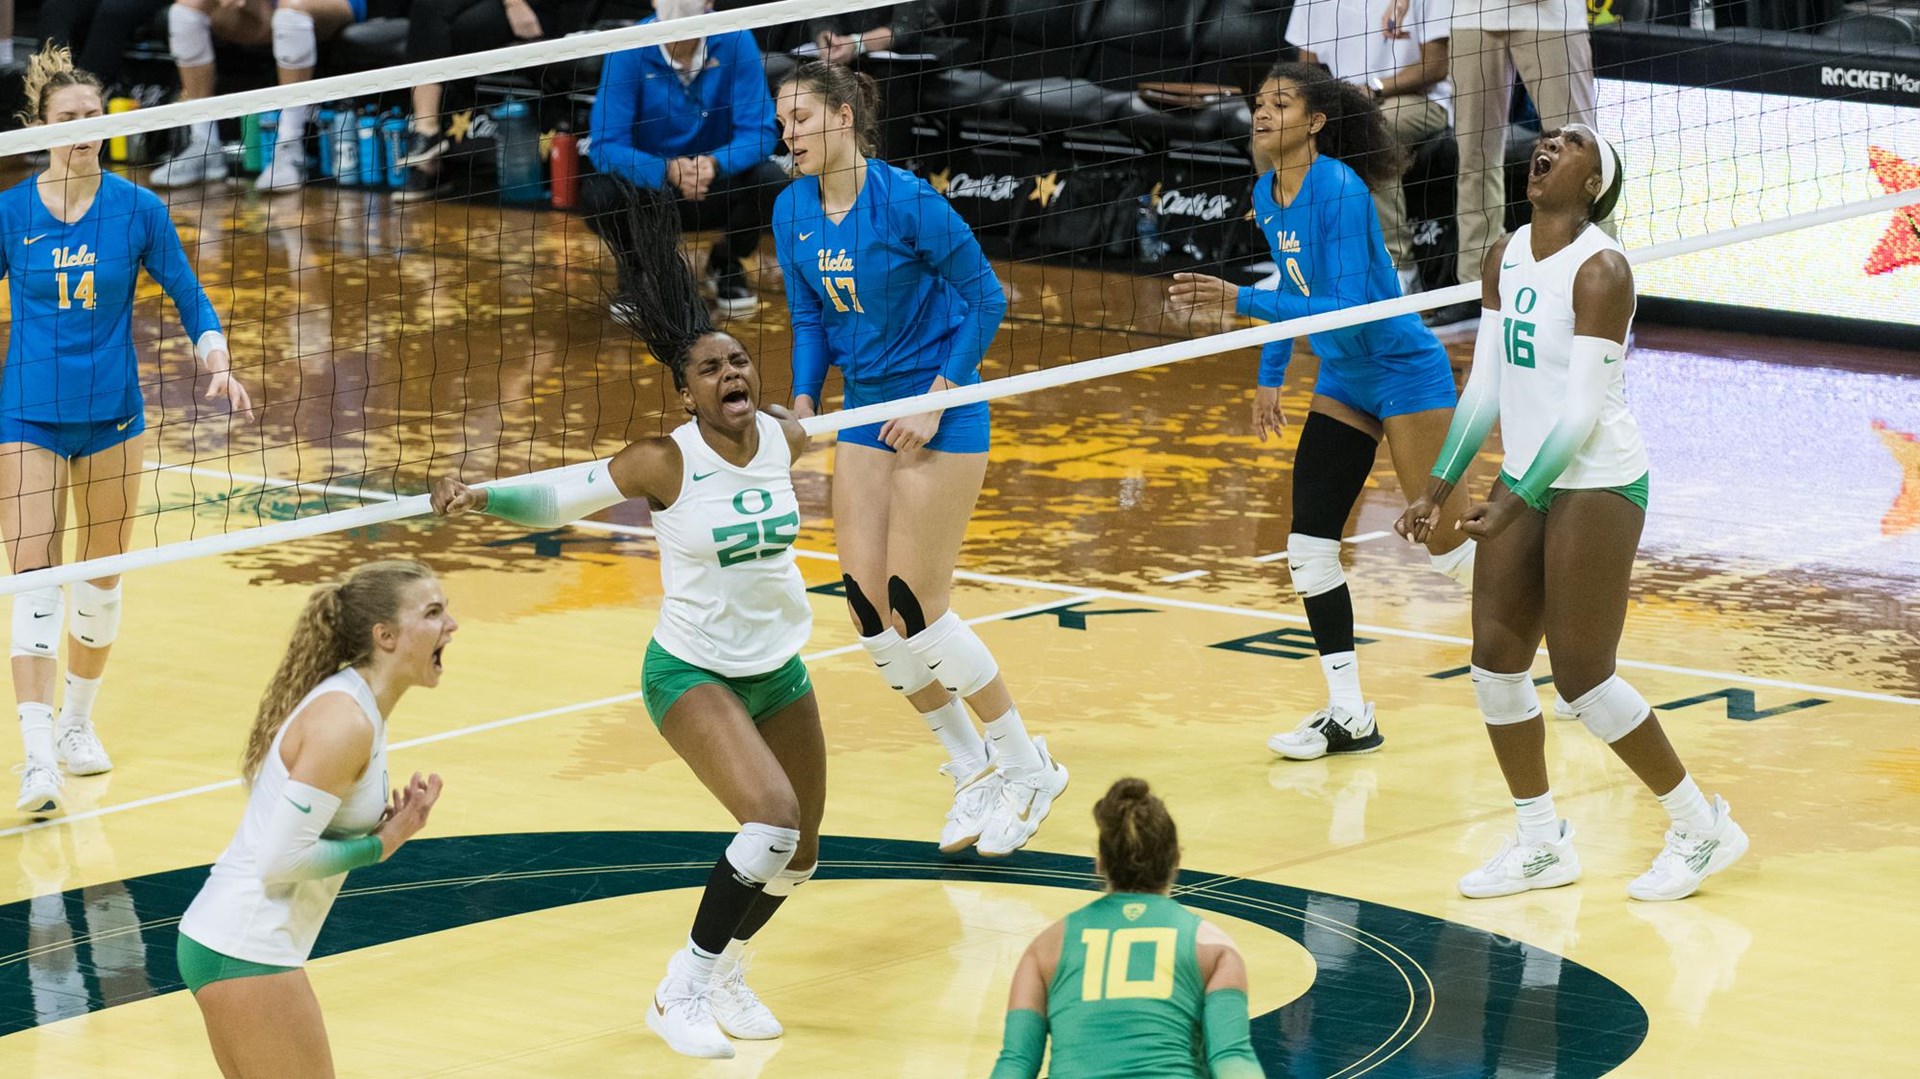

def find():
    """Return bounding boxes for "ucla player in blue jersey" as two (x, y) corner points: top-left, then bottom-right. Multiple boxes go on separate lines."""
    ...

(1, 45), (250, 817)
(773, 63), (1067, 858)
(1170, 63), (1475, 762)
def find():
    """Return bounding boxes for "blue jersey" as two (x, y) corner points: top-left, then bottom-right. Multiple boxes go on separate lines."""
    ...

(0, 173), (222, 423)
(587, 23), (778, 189)
(774, 160), (1007, 403)
(1237, 155), (1446, 388)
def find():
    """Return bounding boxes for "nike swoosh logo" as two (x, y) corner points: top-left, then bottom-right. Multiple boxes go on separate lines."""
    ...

(927, 660), (942, 669)
(1330, 662), (1352, 671)
(587, 469), (598, 483)
(1502, 259), (1518, 269)
(874, 660), (891, 667)
(769, 846), (794, 855)
(285, 795), (313, 814)
(1604, 355), (1621, 364)
(691, 470), (718, 482)
(31, 612), (52, 619)
(800, 231), (814, 241)
(115, 418), (134, 431)
(1261, 216), (1272, 226)
(23, 235), (47, 245)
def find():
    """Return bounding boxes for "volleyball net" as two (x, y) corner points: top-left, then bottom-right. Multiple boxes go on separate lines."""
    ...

(2, 0), (1918, 595)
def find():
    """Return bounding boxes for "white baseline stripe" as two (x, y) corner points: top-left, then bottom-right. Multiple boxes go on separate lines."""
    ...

(0, 595), (1080, 839)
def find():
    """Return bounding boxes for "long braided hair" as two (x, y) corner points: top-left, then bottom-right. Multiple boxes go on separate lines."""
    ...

(606, 181), (718, 391)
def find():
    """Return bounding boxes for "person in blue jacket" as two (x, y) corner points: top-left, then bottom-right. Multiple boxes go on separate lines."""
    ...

(584, 0), (786, 316)
(2, 46), (250, 818)
(1169, 62), (1475, 764)
(773, 62), (1068, 859)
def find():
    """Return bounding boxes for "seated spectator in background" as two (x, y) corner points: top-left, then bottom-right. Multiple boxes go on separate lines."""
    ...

(584, 0), (782, 316)
(1287, 0), (1452, 295)
(393, 0), (569, 201)
(39, 0), (177, 92)
(148, 0), (407, 192)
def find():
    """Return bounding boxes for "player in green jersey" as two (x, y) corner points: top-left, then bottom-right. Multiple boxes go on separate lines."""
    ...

(990, 778), (1265, 1079)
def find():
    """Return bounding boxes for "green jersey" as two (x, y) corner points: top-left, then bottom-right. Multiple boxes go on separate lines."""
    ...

(1045, 892), (1210, 1079)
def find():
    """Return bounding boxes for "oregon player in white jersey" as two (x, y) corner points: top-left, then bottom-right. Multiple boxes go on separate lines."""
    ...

(1400, 125), (1746, 903)
(177, 560), (450, 1077)
(431, 183), (822, 1061)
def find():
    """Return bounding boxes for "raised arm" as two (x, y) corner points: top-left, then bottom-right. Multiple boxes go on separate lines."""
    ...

(432, 438), (684, 527)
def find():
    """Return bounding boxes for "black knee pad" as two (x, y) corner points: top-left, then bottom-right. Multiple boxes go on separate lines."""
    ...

(888, 576), (928, 638)
(844, 574), (885, 637)
(1289, 411), (1380, 539)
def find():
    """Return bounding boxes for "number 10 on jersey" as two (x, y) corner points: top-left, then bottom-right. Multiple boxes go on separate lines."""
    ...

(1078, 927), (1177, 1001)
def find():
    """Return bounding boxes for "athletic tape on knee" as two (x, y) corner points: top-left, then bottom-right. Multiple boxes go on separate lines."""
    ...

(1470, 665), (1541, 725)
(11, 585), (64, 659)
(69, 581), (122, 650)
(858, 628), (938, 696)
(906, 611), (999, 698)
(726, 822), (801, 886)
(1286, 534), (1346, 598)
(761, 862), (815, 898)
(168, 4), (215, 67)
(271, 7), (318, 70)
(1570, 676), (1650, 744)
(1430, 539), (1476, 589)
(843, 574), (885, 637)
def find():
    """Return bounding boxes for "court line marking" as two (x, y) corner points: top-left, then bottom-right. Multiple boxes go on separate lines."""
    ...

(148, 461), (1920, 709)
(0, 595), (1075, 839)
(1158, 570), (1210, 582)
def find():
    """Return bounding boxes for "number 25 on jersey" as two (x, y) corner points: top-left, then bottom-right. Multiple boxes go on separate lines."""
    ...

(57, 271), (97, 311)
(711, 488), (798, 567)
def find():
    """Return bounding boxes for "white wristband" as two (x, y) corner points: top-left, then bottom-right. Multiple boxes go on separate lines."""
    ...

(194, 330), (229, 363)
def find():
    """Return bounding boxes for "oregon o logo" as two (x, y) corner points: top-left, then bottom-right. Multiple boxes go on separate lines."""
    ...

(1516, 287), (1539, 314)
(733, 488), (774, 514)
(0, 831), (1647, 1074)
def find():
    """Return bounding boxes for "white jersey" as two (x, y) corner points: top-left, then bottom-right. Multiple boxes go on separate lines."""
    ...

(1495, 223), (1650, 490)
(650, 413), (812, 676)
(179, 669), (388, 966)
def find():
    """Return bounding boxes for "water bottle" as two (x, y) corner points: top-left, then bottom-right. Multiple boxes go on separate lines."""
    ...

(549, 127), (580, 210)
(259, 111), (280, 173)
(108, 97), (138, 163)
(242, 113), (264, 173)
(356, 109), (382, 187)
(1136, 193), (1169, 263)
(492, 97), (543, 203)
(314, 108), (337, 178)
(332, 108), (359, 186)
(381, 112), (410, 188)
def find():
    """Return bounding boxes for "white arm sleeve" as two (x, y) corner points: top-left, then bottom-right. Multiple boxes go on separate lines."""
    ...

(479, 459), (630, 529)
(256, 780), (384, 883)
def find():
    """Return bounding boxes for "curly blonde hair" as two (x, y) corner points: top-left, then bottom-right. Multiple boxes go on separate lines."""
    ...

(16, 43), (105, 127)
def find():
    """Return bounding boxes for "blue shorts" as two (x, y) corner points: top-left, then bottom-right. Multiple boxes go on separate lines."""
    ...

(837, 378), (990, 454)
(1313, 348), (1457, 421)
(0, 412), (145, 459)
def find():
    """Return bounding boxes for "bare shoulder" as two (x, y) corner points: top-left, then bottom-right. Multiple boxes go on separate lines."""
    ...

(280, 689), (376, 788)
(608, 435), (684, 507)
(1031, 917), (1069, 978)
(1575, 245), (1634, 294)
(1197, 919), (1240, 950)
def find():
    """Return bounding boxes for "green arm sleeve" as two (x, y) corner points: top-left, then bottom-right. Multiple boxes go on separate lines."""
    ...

(1204, 988), (1267, 1079)
(1507, 335), (1616, 503)
(475, 461), (627, 529)
(1430, 310), (1504, 484)
(988, 1008), (1047, 1079)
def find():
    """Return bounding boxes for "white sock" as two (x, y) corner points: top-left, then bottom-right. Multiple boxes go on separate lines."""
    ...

(276, 104), (311, 152)
(1515, 792), (1559, 845)
(1320, 651), (1364, 717)
(1657, 774), (1715, 834)
(676, 938), (720, 986)
(186, 120), (218, 153)
(60, 673), (103, 730)
(1430, 539), (1476, 589)
(923, 697), (988, 776)
(19, 703), (55, 764)
(983, 707), (1043, 776)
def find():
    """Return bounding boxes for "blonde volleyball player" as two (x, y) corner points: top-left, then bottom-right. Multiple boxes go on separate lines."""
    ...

(1398, 126), (1747, 902)
(432, 184), (822, 1060)
(176, 560), (450, 1078)
(775, 61), (1066, 858)
(991, 778), (1265, 1079)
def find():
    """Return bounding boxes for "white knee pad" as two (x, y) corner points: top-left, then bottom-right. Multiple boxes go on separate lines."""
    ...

(11, 585), (65, 659)
(1286, 534), (1346, 598)
(1430, 539), (1476, 590)
(1569, 676), (1651, 744)
(762, 862), (815, 898)
(906, 611), (1000, 698)
(69, 581), (123, 650)
(1471, 665), (1542, 725)
(726, 822), (801, 886)
(858, 628), (937, 696)
(271, 6), (319, 71)
(168, 4), (216, 67)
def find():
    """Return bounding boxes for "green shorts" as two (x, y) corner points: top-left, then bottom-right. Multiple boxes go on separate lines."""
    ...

(1505, 471), (1649, 516)
(176, 932), (297, 993)
(641, 639), (812, 729)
